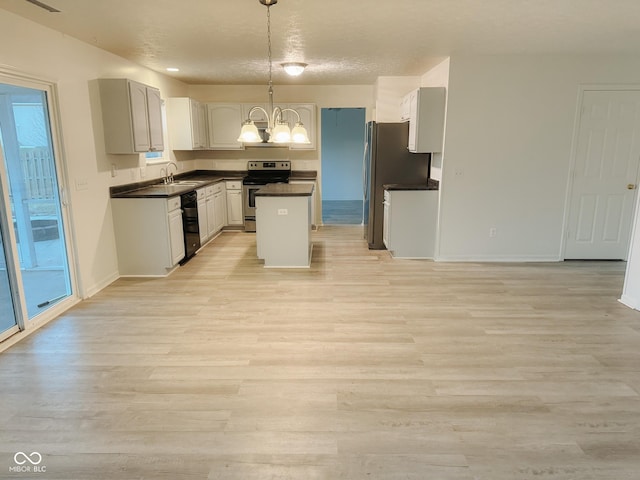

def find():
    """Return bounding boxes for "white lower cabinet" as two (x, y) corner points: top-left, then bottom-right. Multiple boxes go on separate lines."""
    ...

(197, 188), (208, 244)
(383, 189), (438, 259)
(213, 189), (227, 232)
(200, 182), (227, 244)
(225, 180), (243, 226)
(289, 179), (317, 228)
(112, 196), (185, 276)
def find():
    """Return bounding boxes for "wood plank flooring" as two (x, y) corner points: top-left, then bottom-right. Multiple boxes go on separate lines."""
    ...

(1, 226), (640, 479)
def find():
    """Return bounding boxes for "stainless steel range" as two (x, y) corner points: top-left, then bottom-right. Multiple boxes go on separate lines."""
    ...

(243, 161), (291, 232)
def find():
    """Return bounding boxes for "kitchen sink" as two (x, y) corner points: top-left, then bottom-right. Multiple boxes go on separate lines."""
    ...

(171, 180), (203, 186)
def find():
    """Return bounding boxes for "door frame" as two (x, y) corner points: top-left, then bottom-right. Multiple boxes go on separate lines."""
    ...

(561, 84), (640, 260)
(0, 67), (80, 347)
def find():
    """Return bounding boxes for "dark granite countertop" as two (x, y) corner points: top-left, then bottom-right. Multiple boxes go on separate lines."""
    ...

(383, 179), (440, 191)
(255, 183), (314, 197)
(290, 170), (317, 180)
(110, 170), (246, 198)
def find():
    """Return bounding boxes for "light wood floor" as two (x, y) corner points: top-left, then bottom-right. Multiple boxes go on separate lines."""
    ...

(1, 226), (640, 479)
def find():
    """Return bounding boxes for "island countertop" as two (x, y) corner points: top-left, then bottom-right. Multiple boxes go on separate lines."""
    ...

(255, 183), (314, 197)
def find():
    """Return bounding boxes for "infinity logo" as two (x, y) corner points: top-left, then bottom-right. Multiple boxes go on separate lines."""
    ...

(14, 452), (42, 465)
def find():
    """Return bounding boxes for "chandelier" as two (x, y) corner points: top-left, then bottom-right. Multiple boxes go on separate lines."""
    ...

(237, 0), (310, 145)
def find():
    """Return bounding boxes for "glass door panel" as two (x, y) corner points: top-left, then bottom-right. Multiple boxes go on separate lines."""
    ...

(0, 83), (72, 319)
(0, 225), (17, 336)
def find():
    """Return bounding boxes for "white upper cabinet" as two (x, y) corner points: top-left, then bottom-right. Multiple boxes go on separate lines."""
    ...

(99, 78), (164, 154)
(167, 97), (208, 150)
(146, 86), (164, 151)
(207, 103), (244, 150)
(400, 94), (411, 122)
(404, 87), (445, 153)
(206, 102), (316, 150)
(287, 104), (316, 150)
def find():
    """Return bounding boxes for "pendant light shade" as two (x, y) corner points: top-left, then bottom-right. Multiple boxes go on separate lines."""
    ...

(238, 0), (310, 145)
(237, 120), (262, 143)
(291, 122), (311, 144)
(270, 121), (292, 143)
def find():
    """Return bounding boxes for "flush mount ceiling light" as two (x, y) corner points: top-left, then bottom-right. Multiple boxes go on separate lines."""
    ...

(281, 62), (307, 76)
(166, 67), (180, 72)
(237, 0), (310, 145)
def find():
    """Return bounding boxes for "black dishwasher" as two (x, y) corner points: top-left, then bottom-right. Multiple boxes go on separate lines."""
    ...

(180, 191), (200, 264)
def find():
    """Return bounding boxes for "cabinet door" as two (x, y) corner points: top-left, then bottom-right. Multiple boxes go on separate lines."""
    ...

(128, 80), (151, 152)
(287, 104), (316, 150)
(213, 191), (227, 232)
(168, 208), (185, 266)
(407, 89), (418, 152)
(226, 190), (243, 225)
(206, 196), (216, 237)
(197, 196), (208, 243)
(189, 99), (201, 148)
(208, 103), (244, 150)
(289, 180), (316, 227)
(383, 196), (390, 249)
(197, 102), (208, 148)
(146, 86), (164, 151)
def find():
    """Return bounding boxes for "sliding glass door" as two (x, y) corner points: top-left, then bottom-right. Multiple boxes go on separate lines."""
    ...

(0, 224), (18, 339)
(0, 76), (74, 336)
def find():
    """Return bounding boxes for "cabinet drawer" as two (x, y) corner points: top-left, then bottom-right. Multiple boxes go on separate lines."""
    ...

(167, 197), (181, 212)
(196, 187), (206, 200)
(205, 185), (216, 197)
(225, 180), (242, 190)
(211, 182), (224, 194)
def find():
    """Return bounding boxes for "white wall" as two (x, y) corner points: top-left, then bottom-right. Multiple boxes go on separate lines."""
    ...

(437, 54), (640, 261)
(0, 10), (188, 297)
(373, 76), (420, 122)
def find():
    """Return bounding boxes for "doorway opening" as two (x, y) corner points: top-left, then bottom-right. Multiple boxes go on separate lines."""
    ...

(321, 108), (366, 225)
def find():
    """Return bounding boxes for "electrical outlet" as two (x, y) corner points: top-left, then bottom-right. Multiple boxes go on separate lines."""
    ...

(278, 209), (288, 216)
(111, 164), (117, 178)
(489, 227), (497, 238)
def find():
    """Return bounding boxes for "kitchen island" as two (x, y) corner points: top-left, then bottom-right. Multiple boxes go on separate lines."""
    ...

(255, 183), (314, 268)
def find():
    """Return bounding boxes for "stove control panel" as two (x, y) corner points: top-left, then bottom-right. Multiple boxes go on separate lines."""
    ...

(247, 161), (291, 171)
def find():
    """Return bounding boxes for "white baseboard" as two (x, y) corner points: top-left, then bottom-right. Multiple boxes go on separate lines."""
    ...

(434, 254), (562, 263)
(619, 295), (640, 311)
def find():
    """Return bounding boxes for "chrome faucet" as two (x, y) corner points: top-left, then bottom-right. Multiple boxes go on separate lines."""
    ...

(165, 162), (178, 184)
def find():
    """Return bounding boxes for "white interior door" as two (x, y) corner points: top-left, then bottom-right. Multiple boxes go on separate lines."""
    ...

(565, 90), (640, 260)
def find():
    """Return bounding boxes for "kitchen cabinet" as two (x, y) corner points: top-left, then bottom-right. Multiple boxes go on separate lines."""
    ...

(213, 188), (227, 233)
(286, 104), (316, 150)
(111, 196), (185, 276)
(204, 182), (226, 239)
(289, 179), (317, 228)
(225, 180), (243, 226)
(98, 78), (164, 154)
(207, 103), (244, 150)
(167, 97), (208, 150)
(400, 94), (411, 122)
(208, 103), (315, 150)
(403, 87), (445, 153)
(383, 189), (438, 259)
(196, 188), (208, 244)
(255, 184), (314, 268)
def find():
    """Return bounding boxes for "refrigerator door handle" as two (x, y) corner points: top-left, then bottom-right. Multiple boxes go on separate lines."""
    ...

(362, 141), (369, 201)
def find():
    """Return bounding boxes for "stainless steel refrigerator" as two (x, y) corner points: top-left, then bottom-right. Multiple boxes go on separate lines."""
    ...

(363, 121), (430, 249)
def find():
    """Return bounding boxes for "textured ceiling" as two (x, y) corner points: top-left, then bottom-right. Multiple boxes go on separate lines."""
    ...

(2, 0), (640, 85)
